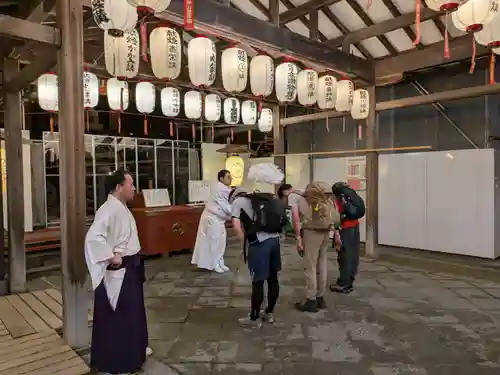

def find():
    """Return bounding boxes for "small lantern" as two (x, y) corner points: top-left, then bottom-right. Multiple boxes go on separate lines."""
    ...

(475, 12), (500, 83)
(317, 75), (337, 110)
(150, 26), (182, 80)
(275, 62), (298, 103)
(83, 72), (99, 109)
(104, 29), (140, 79)
(37, 73), (59, 112)
(335, 79), (354, 112)
(351, 89), (370, 120)
(250, 54), (274, 98)
(221, 46), (248, 93)
(241, 100), (258, 125)
(258, 108), (273, 133)
(225, 155), (244, 187)
(425, 0), (459, 11)
(92, 0), (138, 35)
(184, 90), (202, 120)
(224, 98), (240, 125)
(135, 81), (156, 135)
(204, 94), (222, 122)
(161, 87), (181, 117)
(188, 37), (217, 87)
(125, 0), (170, 11)
(452, 0), (499, 33)
(107, 78), (129, 111)
(297, 69), (318, 106)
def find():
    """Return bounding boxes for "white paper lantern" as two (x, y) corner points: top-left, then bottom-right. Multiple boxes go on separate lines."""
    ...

(107, 78), (129, 111)
(204, 94), (222, 122)
(125, 0), (170, 13)
(475, 12), (500, 47)
(188, 37), (217, 87)
(424, 0), (460, 12)
(135, 81), (156, 114)
(275, 62), (298, 103)
(221, 47), (248, 93)
(224, 98), (240, 125)
(37, 73), (59, 112)
(161, 87), (180, 117)
(241, 100), (258, 125)
(150, 27), (182, 80)
(184, 90), (202, 119)
(83, 72), (99, 109)
(335, 79), (354, 112)
(92, 0), (138, 35)
(297, 69), (318, 106)
(452, 0), (499, 33)
(351, 89), (370, 120)
(104, 29), (140, 78)
(250, 54), (274, 97)
(317, 75), (337, 110)
(258, 108), (273, 133)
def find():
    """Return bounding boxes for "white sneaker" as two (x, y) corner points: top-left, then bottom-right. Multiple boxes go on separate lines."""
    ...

(219, 260), (230, 272)
(214, 265), (225, 273)
(146, 346), (153, 356)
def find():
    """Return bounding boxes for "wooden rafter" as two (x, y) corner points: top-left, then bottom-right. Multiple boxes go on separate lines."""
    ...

(0, 14), (60, 45)
(379, 0), (423, 49)
(279, 0), (341, 25)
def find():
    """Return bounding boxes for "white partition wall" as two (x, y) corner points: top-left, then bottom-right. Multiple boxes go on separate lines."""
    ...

(285, 154), (310, 189)
(379, 149), (497, 259)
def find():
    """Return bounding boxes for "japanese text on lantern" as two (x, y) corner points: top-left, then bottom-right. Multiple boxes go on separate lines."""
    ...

(172, 89), (180, 114)
(230, 100), (238, 122)
(208, 45), (216, 83)
(324, 76), (333, 103)
(285, 64), (296, 101)
(167, 30), (178, 70)
(359, 90), (367, 115)
(347, 81), (354, 106)
(215, 96), (221, 117)
(84, 74), (91, 107)
(126, 32), (138, 73)
(306, 71), (316, 99)
(92, 0), (109, 25)
(237, 50), (246, 80)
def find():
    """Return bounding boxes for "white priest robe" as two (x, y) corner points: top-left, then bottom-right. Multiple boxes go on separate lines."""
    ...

(85, 194), (141, 310)
(191, 182), (231, 270)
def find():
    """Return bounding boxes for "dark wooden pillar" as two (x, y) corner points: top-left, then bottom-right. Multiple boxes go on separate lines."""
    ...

(57, 0), (89, 348)
(270, 0), (280, 26)
(273, 105), (285, 191)
(365, 86), (378, 257)
(2, 58), (26, 294)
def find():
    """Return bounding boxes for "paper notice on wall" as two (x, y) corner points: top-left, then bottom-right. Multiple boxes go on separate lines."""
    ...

(142, 189), (171, 208)
(346, 156), (366, 191)
(184, 0), (195, 30)
(1, 148), (5, 193)
(189, 180), (211, 203)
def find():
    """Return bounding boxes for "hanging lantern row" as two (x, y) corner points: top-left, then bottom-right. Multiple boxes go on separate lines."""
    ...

(35, 73), (276, 132)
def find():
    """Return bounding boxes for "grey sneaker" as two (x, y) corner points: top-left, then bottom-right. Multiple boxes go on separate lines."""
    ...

(238, 316), (263, 329)
(260, 311), (275, 324)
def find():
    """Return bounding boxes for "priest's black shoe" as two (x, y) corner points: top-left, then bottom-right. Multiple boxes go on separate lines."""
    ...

(329, 284), (354, 294)
(294, 299), (318, 313)
(316, 296), (327, 309)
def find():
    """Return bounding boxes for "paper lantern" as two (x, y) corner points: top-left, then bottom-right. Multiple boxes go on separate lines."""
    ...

(258, 108), (273, 133)
(424, 0), (459, 12)
(184, 90), (202, 119)
(150, 27), (182, 80)
(225, 155), (244, 187)
(275, 62), (298, 103)
(224, 98), (240, 125)
(83, 72), (99, 109)
(107, 78), (129, 111)
(351, 89), (370, 120)
(135, 81), (156, 114)
(241, 100), (258, 125)
(475, 12), (500, 47)
(37, 73), (59, 112)
(125, 0), (170, 12)
(204, 94), (222, 122)
(317, 75), (337, 110)
(335, 79), (354, 112)
(221, 47), (248, 93)
(452, 0), (499, 33)
(250, 54), (274, 97)
(92, 0), (137, 35)
(297, 69), (318, 106)
(161, 87), (180, 117)
(188, 37), (217, 87)
(104, 29), (140, 78)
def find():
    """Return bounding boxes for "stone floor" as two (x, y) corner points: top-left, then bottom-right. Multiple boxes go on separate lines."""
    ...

(32, 239), (500, 375)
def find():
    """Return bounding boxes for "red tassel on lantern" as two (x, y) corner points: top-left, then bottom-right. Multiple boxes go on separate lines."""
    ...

(117, 115), (122, 134)
(140, 20), (148, 63)
(192, 123), (196, 142)
(413, 0), (421, 46)
(248, 129), (252, 144)
(211, 124), (215, 142)
(367, 0), (372, 9)
(469, 37), (477, 74)
(444, 16), (450, 58)
(85, 110), (90, 133)
(169, 121), (174, 137)
(490, 51), (496, 84)
(358, 124), (363, 140)
(230, 128), (234, 142)
(49, 114), (54, 134)
(143, 114), (148, 136)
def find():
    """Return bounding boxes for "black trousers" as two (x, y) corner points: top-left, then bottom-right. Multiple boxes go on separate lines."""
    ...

(336, 225), (360, 288)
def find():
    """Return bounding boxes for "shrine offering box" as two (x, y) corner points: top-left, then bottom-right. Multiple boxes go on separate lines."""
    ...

(131, 189), (204, 255)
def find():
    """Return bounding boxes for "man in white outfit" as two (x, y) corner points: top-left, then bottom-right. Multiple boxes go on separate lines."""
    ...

(191, 169), (232, 273)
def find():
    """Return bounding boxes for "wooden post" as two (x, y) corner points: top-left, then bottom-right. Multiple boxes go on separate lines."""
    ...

(365, 86), (378, 257)
(270, 0), (280, 26)
(0, 117), (6, 296)
(272, 105), (285, 192)
(57, 0), (89, 348)
(2, 58), (26, 294)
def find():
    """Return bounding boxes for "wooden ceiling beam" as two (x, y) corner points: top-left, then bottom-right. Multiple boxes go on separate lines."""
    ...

(375, 34), (485, 79)
(380, 0), (423, 49)
(326, 7), (440, 48)
(0, 14), (60, 46)
(279, 0), (341, 25)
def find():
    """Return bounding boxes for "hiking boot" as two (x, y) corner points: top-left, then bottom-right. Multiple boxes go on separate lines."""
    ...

(316, 296), (327, 310)
(329, 284), (354, 294)
(238, 316), (263, 329)
(260, 311), (275, 324)
(294, 298), (318, 313)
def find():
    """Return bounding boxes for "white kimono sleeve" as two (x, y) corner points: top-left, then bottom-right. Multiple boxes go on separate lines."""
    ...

(85, 213), (114, 291)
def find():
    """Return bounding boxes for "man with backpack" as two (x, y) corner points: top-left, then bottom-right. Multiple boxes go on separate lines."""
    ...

(330, 182), (365, 294)
(229, 187), (286, 328)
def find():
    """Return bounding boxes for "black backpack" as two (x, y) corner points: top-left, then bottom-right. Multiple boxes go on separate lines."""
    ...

(241, 192), (286, 235)
(339, 186), (365, 221)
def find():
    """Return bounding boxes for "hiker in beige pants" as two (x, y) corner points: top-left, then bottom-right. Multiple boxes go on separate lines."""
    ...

(303, 229), (330, 305)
